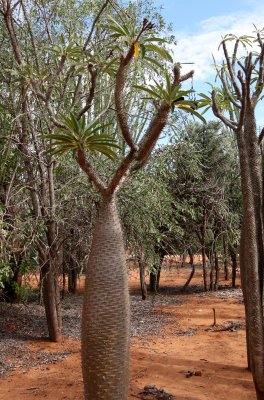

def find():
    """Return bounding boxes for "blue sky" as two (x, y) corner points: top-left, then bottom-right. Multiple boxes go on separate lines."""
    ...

(152, 0), (264, 126)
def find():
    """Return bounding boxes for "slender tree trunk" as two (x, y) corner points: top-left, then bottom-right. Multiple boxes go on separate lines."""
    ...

(38, 233), (62, 342)
(62, 270), (66, 299)
(149, 266), (158, 292)
(81, 194), (130, 400)
(138, 259), (147, 300)
(201, 200), (208, 291)
(209, 251), (214, 291)
(41, 267), (61, 341)
(149, 264), (161, 292)
(230, 248), (237, 288)
(181, 250), (195, 292)
(68, 267), (78, 294)
(214, 252), (219, 291)
(156, 263), (161, 290)
(180, 251), (186, 268)
(223, 237), (229, 280)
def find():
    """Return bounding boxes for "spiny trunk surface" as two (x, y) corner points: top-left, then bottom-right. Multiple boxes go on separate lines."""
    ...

(81, 195), (130, 400)
(237, 119), (264, 393)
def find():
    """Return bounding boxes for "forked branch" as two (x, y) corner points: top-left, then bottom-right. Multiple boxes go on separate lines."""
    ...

(211, 90), (238, 131)
(132, 64), (194, 170)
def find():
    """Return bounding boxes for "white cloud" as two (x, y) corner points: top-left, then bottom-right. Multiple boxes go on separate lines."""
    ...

(171, 7), (264, 81)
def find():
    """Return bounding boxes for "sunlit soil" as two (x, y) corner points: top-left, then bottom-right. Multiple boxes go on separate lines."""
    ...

(0, 263), (255, 400)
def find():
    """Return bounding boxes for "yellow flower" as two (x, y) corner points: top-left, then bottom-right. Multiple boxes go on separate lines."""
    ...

(134, 42), (139, 57)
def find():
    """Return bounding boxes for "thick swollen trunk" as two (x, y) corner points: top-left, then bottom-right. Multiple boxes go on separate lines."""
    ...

(237, 116), (264, 395)
(81, 195), (130, 400)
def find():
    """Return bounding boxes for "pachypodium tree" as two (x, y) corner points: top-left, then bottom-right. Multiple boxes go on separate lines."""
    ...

(202, 29), (264, 399)
(42, 14), (201, 400)
(1, 0), (201, 396)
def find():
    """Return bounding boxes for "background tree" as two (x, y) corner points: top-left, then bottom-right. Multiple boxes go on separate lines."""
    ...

(146, 120), (241, 292)
(202, 29), (264, 399)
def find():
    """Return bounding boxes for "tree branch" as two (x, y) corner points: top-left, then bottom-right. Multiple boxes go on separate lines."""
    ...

(3, 6), (23, 65)
(244, 54), (254, 105)
(179, 69), (194, 83)
(237, 71), (247, 130)
(46, 55), (66, 102)
(11, 0), (20, 12)
(20, 0), (40, 70)
(258, 127), (264, 145)
(211, 90), (238, 131)
(115, 46), (138, 151)
(77, 64), (97, 120)
(114, 20), (156, 152)
(82, 0), (110, 51)
(45, 101), (67, 129)
(232, 39), (239, 69)
(220, 67), (241, 109)
(252, 42), (264, 106)
(76, 149), (107, 194)
(132, 64), (191, 171)
(222, 41), (242, 101)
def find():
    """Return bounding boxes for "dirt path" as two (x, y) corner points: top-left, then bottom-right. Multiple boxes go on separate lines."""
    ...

(0, 267), (255, 400)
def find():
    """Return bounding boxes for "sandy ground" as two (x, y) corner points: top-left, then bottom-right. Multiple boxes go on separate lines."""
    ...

(0, 265), (255, 400)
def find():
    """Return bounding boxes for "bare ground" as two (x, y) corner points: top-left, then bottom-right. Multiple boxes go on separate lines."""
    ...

(0, 265), (255, 400)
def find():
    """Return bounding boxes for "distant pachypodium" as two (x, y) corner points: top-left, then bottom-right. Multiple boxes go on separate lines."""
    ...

(205, 30), (264, 400)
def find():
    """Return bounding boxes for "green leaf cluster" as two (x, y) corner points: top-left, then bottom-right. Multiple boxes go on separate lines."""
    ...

(41, 113), (120, 159)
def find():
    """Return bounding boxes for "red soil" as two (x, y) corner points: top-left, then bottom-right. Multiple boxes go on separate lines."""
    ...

(0, 266), (255, 400)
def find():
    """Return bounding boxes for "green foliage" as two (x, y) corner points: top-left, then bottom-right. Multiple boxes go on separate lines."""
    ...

(120, 167), (178, 267)
(0, 260), (11, 289)
(101, 14), (173, 66)
(134, 78), (206, 123)
(14, 284), (40, 304)
(148, 121), (241, 255)
(43, 34), (83, 60)
(41, 113), (120, 159)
